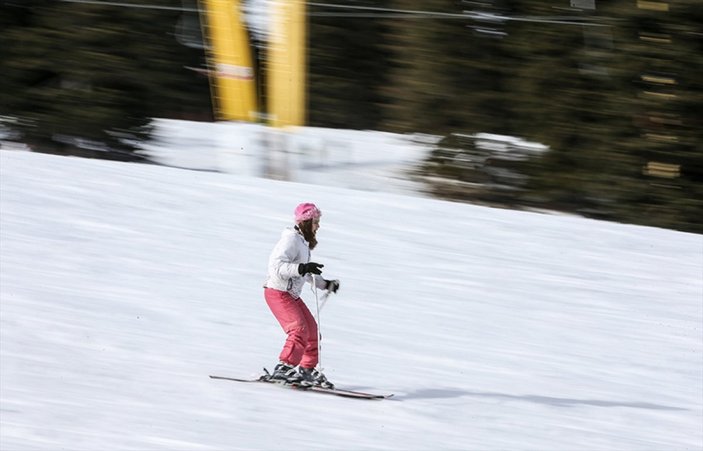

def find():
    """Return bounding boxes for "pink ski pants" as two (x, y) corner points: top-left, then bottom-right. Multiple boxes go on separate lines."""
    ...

(264, 288), (319, 368)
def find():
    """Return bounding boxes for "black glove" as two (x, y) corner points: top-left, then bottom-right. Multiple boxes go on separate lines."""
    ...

(325, 279), (340, 293)
(298, 262), (324, 275)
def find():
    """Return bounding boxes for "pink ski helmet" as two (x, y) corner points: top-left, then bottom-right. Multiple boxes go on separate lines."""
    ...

(294, 202), (322, 224)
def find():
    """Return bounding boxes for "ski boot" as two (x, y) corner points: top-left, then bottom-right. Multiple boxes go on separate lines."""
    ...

(267, 362), (305, 385)
(299, 367), (334, 389)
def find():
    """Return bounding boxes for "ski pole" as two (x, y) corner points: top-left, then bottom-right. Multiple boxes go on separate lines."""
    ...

(312, 275), (323, 371)
(319, 290), (331, 311)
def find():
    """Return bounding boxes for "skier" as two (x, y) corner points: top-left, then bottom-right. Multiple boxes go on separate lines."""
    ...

(263, 202), (340, 388)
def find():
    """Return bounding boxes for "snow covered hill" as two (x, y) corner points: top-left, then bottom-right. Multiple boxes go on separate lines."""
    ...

(1, 150), (701, 451)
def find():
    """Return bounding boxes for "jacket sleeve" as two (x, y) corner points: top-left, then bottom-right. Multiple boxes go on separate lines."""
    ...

(268, 233), (302, 280)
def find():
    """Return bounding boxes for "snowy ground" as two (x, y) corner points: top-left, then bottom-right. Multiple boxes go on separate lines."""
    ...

(1, 149), (702, 451)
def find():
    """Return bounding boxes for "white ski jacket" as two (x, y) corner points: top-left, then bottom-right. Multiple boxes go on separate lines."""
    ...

(263, 227), (326, 299)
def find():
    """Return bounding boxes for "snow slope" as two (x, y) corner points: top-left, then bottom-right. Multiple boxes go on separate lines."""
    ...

(1, 150), (702, 451)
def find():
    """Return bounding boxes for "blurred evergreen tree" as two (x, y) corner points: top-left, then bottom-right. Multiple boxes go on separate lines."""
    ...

(392, 0), (702, 233)
(0, 0), (211, 160)
(518, 0), (703, 232)
(503, 2), (633, 217)
(605, 0), (703, 231)
(307, 0), (392, 129)
(382, 0), (520, 135)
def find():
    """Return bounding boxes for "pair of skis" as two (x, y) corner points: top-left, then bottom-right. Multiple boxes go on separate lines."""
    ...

(209, 374), (393, 400)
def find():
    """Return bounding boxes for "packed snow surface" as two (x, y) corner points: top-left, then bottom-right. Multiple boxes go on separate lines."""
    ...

(1, 150), (701, 450)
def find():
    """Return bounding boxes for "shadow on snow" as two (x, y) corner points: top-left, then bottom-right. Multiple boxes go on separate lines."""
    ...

(394, 388), (688, 411)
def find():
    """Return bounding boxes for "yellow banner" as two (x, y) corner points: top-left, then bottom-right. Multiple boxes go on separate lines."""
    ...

(200, 0), (258, 121)
(267, 0), (306, 127)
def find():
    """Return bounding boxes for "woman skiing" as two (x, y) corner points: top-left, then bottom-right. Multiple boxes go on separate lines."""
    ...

(263, 202), (340, 388)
